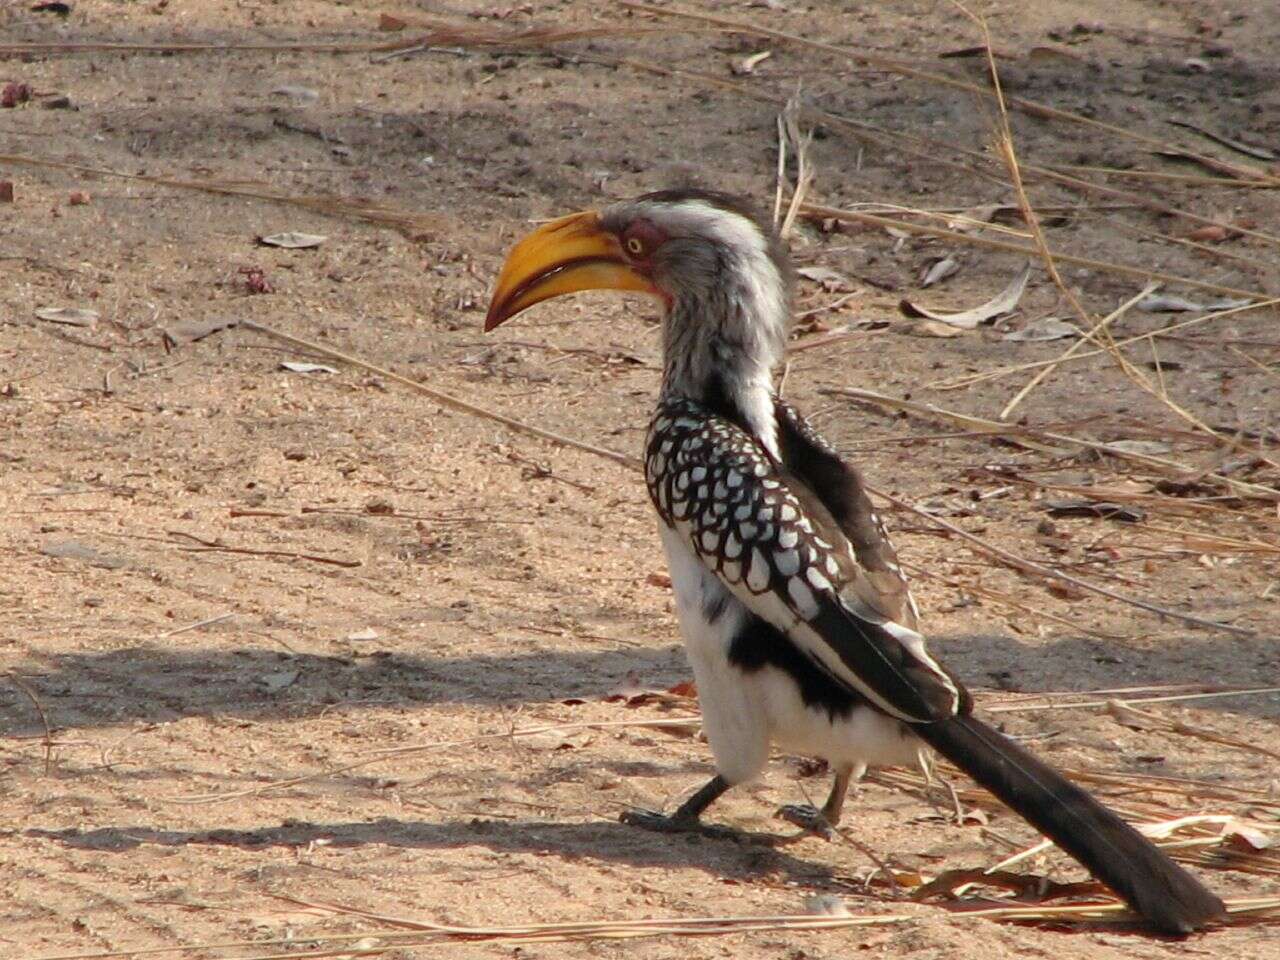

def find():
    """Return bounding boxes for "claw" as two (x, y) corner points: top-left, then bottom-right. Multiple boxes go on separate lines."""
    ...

(776, 803), (835, 840)
(620, 809), (736, 839)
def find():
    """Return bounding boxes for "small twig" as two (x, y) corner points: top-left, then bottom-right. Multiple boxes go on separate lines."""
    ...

(1055, 163), (1279, 189)
(899, 561), (1127, 640)
(777, 92), (814, 241)
(623, 3), (1280, 191)
(864, 485), (1255, 636)
(163, 716), (701, 804)
(236, 320), (640, 470)
(827, 385), (1280, 500)
(799, 201), (1268, 303)
(986, 686), (1280, 714)
(7, 673), (54, 775)
(154, 612), (235, 640)
(503, 450), (595, 492)
(177, 544), (361, 568)
(928, 299), (1280, 391)
(167, 529), (361, 568)
(1000, 283), (1156, 420)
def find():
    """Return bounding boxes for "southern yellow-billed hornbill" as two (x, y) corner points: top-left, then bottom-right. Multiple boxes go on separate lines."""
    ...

(484, 189), (1224, 935)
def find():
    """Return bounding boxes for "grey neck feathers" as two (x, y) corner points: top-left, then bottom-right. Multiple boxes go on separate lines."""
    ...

(658, 266), (789, 458)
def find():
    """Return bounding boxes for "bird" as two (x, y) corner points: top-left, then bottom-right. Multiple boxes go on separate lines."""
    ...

(483, 188), (1225, 935)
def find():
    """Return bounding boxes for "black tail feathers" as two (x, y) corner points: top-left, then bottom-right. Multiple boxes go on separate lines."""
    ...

(918, 713), (1224, 935)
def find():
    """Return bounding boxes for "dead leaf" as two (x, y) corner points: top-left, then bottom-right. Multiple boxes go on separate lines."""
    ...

(646, 572), (672, 588)
(1138, 292), (1253, 312)
(1027, 45), (1086, 64)
(920, 256), (959, 287)
(280, 361), (338, 374)
(67, 190), (90, 206)
(238, 266), (273, 294)
(1224, 824), (1273, 851)
(905, 319), (966, 338)
(899, 263), (1031, 328)
(1183, 225), (1231, 243)
(1103, 439), (1172, 456)
(378, 13), (408, 31)
(1044, 499), (1145, 522)
(163, 318), (238, 345)
(523, 730), (593, 751)
(1, 82), (32, 108)
(1046, 581), (1086, 601)
(1168, 118), (1279, 161)
(731, 50), (772, 75)
(269, 85), (320, 103)
(603, 672), (697, 708)
(1155, 148), (1270, 181)
(35, 306), (99, 327)
(938, 45), (1014, 59)
(915, 868), (1098, 902)
(1003, 317), (1079, 342)
(0, 181), (13, 203)
(259, 232), (327, 249)
(943, 204), (1000, 232)
(796, 265), (854, 292)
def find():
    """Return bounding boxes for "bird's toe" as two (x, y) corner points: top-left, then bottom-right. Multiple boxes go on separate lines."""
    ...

(776, 803), (835, 840)
(620, 809), (736, 838)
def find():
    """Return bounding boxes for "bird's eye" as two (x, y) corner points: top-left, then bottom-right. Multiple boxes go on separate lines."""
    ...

(625, 237), (645, 256)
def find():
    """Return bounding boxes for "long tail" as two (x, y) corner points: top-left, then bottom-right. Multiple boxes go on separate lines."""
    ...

(917, 713), (1224, 935)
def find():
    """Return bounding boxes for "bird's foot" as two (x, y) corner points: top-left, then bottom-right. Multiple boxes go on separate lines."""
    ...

(775, 803), (835, 840)
(620, 809), (735, 838)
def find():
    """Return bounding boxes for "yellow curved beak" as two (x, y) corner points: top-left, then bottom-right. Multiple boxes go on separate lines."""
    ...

(484, 211), (659, 332)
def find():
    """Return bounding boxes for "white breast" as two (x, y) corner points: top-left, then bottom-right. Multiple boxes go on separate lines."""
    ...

(657, 524), (921, 784)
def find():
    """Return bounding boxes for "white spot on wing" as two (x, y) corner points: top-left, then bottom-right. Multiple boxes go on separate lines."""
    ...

(747, 548), (770, 592)
(806, 567), (832, 592)
(787, 576), (818, 618)
(724, 532), (742, 559)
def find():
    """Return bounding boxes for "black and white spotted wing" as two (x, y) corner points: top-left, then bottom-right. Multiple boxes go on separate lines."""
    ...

(645, 398), (962, 724)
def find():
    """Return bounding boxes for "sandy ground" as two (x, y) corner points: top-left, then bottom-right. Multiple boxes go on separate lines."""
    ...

(2, 1), (1279, 957)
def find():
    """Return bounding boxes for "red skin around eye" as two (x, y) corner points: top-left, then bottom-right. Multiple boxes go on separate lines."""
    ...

(621, 219), (668, 261)
(619, 219), (674, 309)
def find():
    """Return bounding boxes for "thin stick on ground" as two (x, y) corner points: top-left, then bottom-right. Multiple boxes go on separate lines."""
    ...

(623, 2), (1280, 190)
(594, 50), (1275, 251)
(955, 4), (1280, 465)
(824, 385), (1280, 500)
(7, 673), (55, 775)
(236, 320), (641, 470)
(986, 686), (1280, 714)
(928, 299), (1280, 392)
(899, 561), (1128, 641)
(864, 484), (1255, 637)
(800, 201), (1268, 302)
(998, 282), (1155, 420)
(163, 716), (700, 804)
(0, 23), (680, 56)
(777, 93), (815, 241)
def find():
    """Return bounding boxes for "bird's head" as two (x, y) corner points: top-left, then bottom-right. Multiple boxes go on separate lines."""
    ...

(485, 190), (793, 388)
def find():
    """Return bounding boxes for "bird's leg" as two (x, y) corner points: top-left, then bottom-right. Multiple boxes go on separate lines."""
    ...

(621, 774), (732, 834)
(776, 763), (855, 839)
